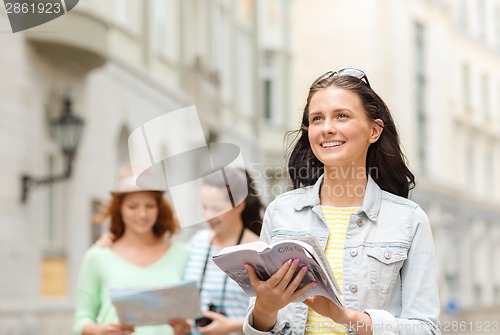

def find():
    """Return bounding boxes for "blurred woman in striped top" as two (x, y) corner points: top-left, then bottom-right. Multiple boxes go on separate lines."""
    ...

(183, 167), (264, 335)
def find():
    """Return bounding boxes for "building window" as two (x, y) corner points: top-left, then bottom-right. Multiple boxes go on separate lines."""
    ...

(152, 0), (179, 62)
(113, 0), (129, 27)
(113, 0), (141, 35)
(497, 84), (500, 122)
(486, 146), (494, 198)
(474, 284), (483, 302)
(262, 50), (275, 122)
(444, 232), (460, 297)
(462, 63), (471, 112)
(496, 6), (500, 49)
(466, 142), (476, 194)
(481, 73), (490, 119)
(493, 232), (500, 300)
(264, 79), (273, 120)
(235, 29), (253, 117)
(415, 22), (427, 174)
(152, 0), (167, 54)
(471, 221), (487, 304)
(459, 0), (468, 29)
(117, 125), (130, 166)
(210, 2), (225, 73)
(477, 0), (486, 38)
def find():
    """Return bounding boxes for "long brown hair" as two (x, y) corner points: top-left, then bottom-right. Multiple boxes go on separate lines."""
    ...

(287, 75), (415, 198)
(107, 191), (179, 239)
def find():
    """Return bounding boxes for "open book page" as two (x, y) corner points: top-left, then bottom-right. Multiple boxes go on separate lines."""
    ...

(212, 238), (343, 307)
(215, 240), (271, 254)
(289, 235), (343, 301)
(109, 280), (203, 326)
(260, 239), (343, 306)
(210, 247), (270, 297)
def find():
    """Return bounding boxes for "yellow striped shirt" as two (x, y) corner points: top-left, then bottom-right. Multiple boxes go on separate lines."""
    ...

(305, 206), (359, 335)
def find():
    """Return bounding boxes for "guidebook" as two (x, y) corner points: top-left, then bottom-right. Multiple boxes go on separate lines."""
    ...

(212, 236), (343, 307)
(109, 280), (203, 326)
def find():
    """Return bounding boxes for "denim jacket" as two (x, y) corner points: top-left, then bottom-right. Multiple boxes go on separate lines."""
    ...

(243, 175), (441, 335)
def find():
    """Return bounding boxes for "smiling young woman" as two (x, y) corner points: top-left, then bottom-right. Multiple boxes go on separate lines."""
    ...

(242, 69), (440, 335)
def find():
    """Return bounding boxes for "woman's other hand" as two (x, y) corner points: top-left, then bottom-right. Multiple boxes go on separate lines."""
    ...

(84, 322), (134, 335)
(303, 295), (343, 322)
(196, 311), (242, 335)
(169, 318), (191, 335)
(303, 296), (373, 335)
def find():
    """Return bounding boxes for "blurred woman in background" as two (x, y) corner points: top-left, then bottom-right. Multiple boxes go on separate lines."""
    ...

(183, 167), (264, 335)
(73, 165), (191, 335)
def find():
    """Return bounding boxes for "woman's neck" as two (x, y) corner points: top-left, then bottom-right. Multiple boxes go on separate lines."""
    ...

(118, 231), (163, 248)
(320, 164), (367, 207)
(212, 221), (245, 247)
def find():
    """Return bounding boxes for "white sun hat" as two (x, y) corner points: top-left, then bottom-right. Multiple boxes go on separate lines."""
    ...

(110, 164), (166, 195)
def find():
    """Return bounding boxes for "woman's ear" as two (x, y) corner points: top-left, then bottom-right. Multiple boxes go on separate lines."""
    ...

(369, 119), (384, 143)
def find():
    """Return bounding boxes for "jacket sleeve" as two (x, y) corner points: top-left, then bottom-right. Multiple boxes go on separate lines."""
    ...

(365, 206), (441, 335)
(244, 304), (295, 335)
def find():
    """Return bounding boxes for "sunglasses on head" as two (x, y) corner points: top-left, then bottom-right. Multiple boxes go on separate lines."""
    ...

(312, 68), (371, 88)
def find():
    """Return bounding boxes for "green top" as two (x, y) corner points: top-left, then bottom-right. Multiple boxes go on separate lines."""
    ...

(72, 241), (190, 335)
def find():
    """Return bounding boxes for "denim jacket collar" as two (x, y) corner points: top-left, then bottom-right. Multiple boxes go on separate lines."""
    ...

(293, 174), (382, 222)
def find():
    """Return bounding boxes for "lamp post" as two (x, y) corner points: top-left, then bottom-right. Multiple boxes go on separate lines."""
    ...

(21, 94), (84, 203)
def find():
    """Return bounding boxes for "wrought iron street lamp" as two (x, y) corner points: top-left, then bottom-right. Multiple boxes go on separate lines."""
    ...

(21, 94), (84, 203)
